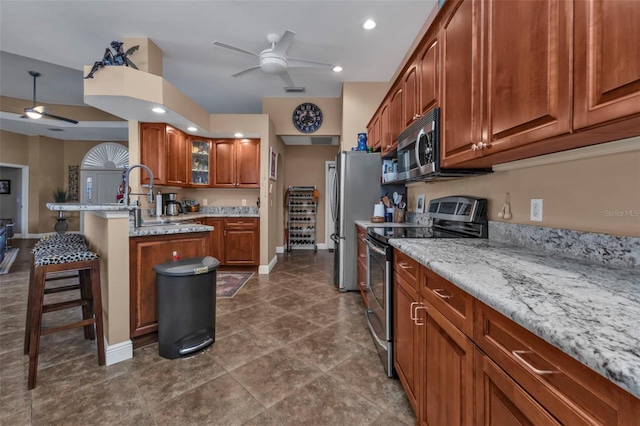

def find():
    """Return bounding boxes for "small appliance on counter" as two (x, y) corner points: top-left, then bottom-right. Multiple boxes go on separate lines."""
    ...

(364, 195), (488, 377)
(164, 193), (183, 216)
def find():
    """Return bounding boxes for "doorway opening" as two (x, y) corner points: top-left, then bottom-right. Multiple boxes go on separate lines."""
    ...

(0, 163), (29, 238)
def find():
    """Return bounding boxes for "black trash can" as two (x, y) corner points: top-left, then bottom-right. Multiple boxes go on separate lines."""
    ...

(154, 256), (219, 359)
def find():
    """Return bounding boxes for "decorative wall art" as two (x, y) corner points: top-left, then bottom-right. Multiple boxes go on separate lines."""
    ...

(416, 194), (426, 213)
(0, 180), (9, 195)
(68, 165), (79, 201)
(85, 41), (139, 79)
(269, 147), (278, 181)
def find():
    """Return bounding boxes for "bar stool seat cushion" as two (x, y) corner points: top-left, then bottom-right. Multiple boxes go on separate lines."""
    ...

(32, 242), (88, 255)
(34, 233), (87, 248)
(34, 251), (99, 267)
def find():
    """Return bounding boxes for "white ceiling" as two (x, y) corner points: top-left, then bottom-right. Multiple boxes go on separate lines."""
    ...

(0, 0), (437, 141)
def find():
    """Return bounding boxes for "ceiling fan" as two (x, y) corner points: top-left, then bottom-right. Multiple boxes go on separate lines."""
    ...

(21, 71), (78, 124)
(213, 30), (334, 87)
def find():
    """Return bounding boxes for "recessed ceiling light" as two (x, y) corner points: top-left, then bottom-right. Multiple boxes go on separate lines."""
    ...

(152, 107), (166, 114)
(187, 126), (198, 132)
(234, 132), (244, 138)
(333, 66), (343, 73)
(363, 19), (376, 30)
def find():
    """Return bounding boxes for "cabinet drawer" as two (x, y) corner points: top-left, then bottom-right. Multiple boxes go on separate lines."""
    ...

(224, 217), (258, 229)
(394, 249), (419, 290)
(421, 267), (473, 338)
(474, 300), (639, 425)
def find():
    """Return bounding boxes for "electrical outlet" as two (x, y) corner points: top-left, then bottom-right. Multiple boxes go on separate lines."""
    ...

(531, 199), (543, 222)
(242, 199), (247, 206)
(202, 199), (208, 206)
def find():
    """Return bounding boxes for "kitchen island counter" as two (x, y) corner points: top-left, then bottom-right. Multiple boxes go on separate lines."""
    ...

(390, 237), (640, 399)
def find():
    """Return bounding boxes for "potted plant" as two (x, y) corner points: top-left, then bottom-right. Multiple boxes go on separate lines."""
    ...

(52, 188), (68, 233)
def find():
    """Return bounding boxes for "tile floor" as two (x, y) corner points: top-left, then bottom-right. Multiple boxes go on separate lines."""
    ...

(0, 239), (415, 425)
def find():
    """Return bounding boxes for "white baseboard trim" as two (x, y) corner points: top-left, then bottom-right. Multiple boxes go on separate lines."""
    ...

(276, 245), (285, 254)
(105, 339), (133, 365)
(258, 254), (278, 274)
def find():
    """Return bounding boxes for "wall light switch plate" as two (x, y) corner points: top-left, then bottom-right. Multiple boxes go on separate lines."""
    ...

(531, 199), (543, 221)
(202, 199), (208, 206)
(242, 199), (247, 206)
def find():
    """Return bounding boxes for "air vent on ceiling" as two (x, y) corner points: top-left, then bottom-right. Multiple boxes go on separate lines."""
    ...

(311, 136), (333, 145)
(47, 128), (64, 131)
(284, 86), (305, 93)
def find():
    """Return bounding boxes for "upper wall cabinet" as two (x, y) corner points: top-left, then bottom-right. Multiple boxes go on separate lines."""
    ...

(479, 0), (572, 154)
(140, 123), (167, 185)
(189, 137), (212, 187)
(419, 32), (439, 116)
(165, 126), (189, 186)
(212, 138), (260, 188)
(573, 0), (640, 129)
(403, 63), (419, 128)
(440, 0), (482, 167)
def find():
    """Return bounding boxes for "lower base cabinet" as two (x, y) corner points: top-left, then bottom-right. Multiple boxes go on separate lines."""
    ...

(129, 232), (211, 341)
(393, 249), (640, 426)
(200, 217), (259, 266)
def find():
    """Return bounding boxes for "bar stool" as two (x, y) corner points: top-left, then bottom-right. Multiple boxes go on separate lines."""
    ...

(24, 240), (90, 354)
(26, 249), (105, 389)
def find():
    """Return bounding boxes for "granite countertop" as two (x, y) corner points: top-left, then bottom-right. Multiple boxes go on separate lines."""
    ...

(47, 203), (136, 211)
(389, 237), (640, 398)
(129, 223), (214, 237)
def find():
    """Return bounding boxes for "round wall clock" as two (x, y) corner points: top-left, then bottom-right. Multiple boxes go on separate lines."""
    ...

(292, 103), (323, 133)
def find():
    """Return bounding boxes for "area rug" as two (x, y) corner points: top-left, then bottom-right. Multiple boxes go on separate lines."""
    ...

(217, 272), (254, 298)
(0, 248), (19, 275)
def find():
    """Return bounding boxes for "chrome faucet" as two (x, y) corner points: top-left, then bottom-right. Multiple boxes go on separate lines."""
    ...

(123, 164), (154, 205)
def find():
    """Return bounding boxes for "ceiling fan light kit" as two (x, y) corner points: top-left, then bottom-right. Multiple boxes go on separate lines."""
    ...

(213, 30), (335, 88)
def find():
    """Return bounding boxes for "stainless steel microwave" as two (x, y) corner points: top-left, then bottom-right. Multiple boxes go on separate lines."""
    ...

(395, 107), (491, 182)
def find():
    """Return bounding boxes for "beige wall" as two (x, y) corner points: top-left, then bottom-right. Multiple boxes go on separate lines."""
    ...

(0, 130), (128, 234)
(341, 82), (390, 151)
(407, 142), (640, 237)
(284, 145), (339, 245)
(262, 97), (341, 136)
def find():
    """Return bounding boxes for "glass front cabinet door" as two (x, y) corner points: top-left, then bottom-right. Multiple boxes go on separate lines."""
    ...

(190, 138), (212, 186)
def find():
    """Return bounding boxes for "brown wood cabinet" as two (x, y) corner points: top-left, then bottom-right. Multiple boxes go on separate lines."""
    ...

(140, 123), (168, 185)
(475, 350), (561, 425)
(223, 217), (259, 265)
(393, 248), (640, 425)
(356, 226), (368, 306)
(212, 139), (260, 188)
(188, 137), (212, 187)
(403, 63), (419, 128)
(382, 85), (403, 158)
(573, 0), (640, 130)
(419, 32), (439, 116)
(440, 0), (482, 167)
(202, 217), (223, 262)
(129, 232), (211, 341)
(165, 126), (189, 186)
(394, 267), (422, 417)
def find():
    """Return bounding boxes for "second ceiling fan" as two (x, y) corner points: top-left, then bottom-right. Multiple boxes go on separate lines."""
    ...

(22, 71), (78, 124)
(213, 30), (334, 87)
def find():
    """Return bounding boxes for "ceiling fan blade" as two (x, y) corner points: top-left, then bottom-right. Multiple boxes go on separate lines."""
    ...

(232, 66), (262, 78)
(279, 70), (295, 87)
(272, 30), (295, 56)
(212, 41), (259, 58)
(287, 56), (333, 68)
(42, 112), (79, 124)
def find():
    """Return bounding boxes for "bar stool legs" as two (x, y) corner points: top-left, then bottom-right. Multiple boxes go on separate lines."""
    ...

(26, 258), (105, 390)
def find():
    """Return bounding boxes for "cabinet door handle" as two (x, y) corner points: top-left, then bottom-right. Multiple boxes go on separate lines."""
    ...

(398, 262), (412, 270)
(512, 350), (559, 375)
(410, 301), (420, 321)
(414, 305), (427, 325)
(432, 288), (452, 299)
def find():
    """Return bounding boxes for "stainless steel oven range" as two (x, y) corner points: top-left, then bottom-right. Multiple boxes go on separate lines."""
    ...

(363, 195), (488, 377)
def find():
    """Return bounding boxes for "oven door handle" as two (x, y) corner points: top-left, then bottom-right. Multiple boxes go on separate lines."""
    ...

(365, 309), (388, 351)
(363, 237), (386, 256)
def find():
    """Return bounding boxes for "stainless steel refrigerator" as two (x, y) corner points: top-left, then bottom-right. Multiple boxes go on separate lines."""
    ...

(330, 151), (381, 291)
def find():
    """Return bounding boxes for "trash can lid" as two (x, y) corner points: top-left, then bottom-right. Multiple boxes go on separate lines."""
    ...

(153, 256), (219, 276)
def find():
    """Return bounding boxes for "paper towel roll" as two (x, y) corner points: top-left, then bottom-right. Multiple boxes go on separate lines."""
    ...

(155, 192), (163, 217)
(373, 203), (385, 218)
